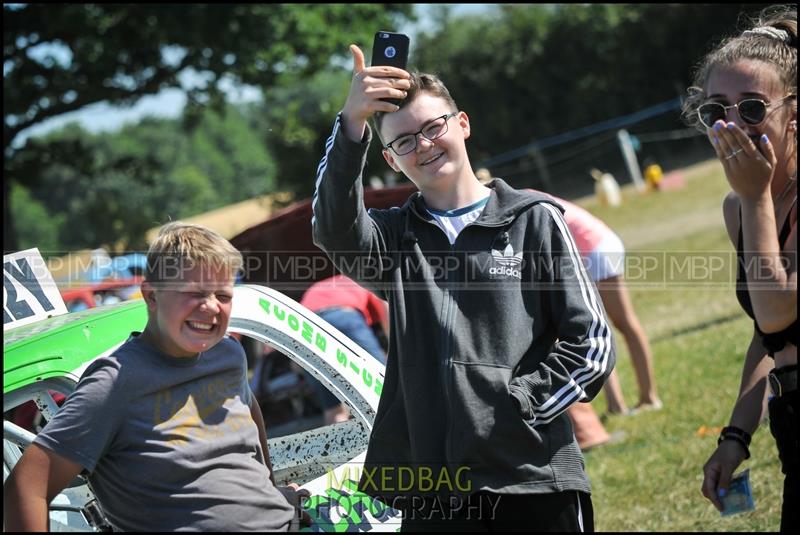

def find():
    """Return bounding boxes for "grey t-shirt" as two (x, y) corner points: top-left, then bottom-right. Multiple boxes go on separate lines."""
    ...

(35, 334), (296, 531)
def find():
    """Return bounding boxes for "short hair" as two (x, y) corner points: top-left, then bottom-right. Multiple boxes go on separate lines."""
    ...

(145, 222), (243, 283)
(373, 72), (459, 143)
(682, 5), (797, 131)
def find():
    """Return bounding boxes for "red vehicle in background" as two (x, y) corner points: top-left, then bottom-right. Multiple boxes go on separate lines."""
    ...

(60, 278), (143, 312)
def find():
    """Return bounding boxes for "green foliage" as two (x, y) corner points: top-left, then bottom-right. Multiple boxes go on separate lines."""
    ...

(247, 68), (354, 198)
(410, 4), (773, 167)
(10, 183), (65, 255)
(6, 3), (779, 250)
(3, 4), (413, 146)
(16, 104), (275, 250)
(183, 108), (277, 201)
(4, 3), (414, 249)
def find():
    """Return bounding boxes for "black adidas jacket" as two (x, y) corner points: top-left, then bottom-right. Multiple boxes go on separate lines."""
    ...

(312, 114), (616, 506)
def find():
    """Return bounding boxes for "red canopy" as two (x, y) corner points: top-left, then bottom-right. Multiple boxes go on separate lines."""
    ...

(230, 185), (415, 301)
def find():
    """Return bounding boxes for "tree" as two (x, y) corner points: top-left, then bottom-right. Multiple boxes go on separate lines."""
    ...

(410, 3), (772, 194)
(15, 103), (282, 251)
(9, 183), (65, 254)
(3, 3), (414, 250)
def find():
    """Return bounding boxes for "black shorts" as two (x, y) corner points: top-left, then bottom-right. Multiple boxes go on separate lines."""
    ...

(769, 386), (798, 533)
(399, 490), (593, 532)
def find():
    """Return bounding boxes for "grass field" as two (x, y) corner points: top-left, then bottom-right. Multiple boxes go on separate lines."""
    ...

(574, 160), (783, 532)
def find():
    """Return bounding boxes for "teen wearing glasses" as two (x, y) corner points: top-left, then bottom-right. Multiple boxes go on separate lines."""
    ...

(311, 44), (615, 531)
(682, 5), (796, 530)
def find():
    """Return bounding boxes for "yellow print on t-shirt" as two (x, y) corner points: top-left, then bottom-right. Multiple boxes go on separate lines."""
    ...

(153, 377), (253, 446)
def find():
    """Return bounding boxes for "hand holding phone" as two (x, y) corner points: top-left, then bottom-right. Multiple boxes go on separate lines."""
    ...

(371, 31), (409, 70)
(371, 31), (409, 106)
(340, 42), (411, 142)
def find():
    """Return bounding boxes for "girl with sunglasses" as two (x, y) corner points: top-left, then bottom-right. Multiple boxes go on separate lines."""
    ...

(682, 5), (796, 531)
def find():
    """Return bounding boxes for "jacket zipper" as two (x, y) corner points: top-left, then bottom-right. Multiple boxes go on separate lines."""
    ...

(442, 232), (458, 465)
(409, 205), (516, 465)
(413, 214), (457, 465)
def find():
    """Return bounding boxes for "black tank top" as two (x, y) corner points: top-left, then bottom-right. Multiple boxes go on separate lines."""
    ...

(735, 199), (799, 355)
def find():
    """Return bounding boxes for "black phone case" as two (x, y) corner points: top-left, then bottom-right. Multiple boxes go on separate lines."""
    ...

(371, 31), (409, 69)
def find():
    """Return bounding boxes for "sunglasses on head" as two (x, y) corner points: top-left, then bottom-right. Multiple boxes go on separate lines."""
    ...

(697, 94), (796, 129)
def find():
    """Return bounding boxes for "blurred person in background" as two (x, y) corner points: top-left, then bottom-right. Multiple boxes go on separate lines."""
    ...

(557, 195), (662, 417)
(300, 274), (389, 424)
(590, 167), (622, 207)
(643, 159), (664, 192)
(477, 169), (661, 418)
(682, 5), (796, 530)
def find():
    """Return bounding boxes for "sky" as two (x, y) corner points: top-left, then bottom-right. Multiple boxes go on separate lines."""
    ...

(13, 4), (497, 147)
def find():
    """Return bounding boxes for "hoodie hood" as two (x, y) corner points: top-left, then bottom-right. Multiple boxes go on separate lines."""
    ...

(405, 177), (563, 227)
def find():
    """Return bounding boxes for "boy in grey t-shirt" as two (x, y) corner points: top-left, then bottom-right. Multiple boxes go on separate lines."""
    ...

(4, 222), (307, 531)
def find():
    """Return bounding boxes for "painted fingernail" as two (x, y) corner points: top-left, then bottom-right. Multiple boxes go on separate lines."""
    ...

(713, 122), (723, 132)
(711, 135), (718, 144)
(761, 134), (769, 144)
(718, 488), (727, 497)
(727, 122), (735, 130)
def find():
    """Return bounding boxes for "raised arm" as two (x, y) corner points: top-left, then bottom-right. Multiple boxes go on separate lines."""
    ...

(340, 44), (410, 143)
(714, 125), (797, 332)
(311, 46), (410, 297)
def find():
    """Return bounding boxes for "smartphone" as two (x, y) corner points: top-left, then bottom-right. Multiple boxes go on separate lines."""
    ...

(371, 31), (409, 70)
(371, 31), (409, 106)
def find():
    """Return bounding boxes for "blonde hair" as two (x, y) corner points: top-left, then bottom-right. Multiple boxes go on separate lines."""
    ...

(145, 222), (243, 283)
(682, 5), (797, 131)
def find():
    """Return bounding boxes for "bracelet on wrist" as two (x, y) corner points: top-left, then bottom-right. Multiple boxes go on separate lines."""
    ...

(720, 425), (752, 446)
(718, 432), (751, 459)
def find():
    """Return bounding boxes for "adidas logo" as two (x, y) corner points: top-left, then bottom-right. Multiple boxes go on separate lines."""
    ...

(490, 244), (523, 279)
(491, 244), (523, 267)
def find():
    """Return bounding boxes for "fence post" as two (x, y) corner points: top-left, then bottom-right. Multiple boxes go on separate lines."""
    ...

(529, 146), (554, 192)
(617, 129), (645, 191)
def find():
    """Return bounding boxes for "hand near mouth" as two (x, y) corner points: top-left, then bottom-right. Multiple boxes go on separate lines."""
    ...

(709, 121), (776, 200)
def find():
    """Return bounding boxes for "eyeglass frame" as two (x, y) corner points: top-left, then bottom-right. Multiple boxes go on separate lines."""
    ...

(383, 112), (460, 156)
(696, 94), (796, 129)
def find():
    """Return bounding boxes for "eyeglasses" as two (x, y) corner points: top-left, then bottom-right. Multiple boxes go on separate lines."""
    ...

(696, 94), (796, 129)
(384, 112), (459, 156)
